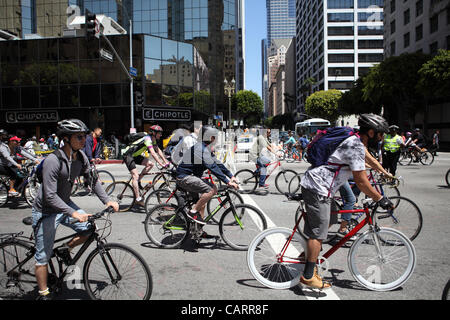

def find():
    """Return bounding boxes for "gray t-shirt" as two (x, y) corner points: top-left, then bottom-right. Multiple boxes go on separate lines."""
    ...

(249, 135), (269, 161)
(301, 136), (366, 197)
(33, 149), (110, 216)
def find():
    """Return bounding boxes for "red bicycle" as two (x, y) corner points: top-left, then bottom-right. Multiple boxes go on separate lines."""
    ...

(247, 193), (416, 292)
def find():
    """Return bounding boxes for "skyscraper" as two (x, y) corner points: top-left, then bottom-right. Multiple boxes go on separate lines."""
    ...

(262, 0), (296, 116)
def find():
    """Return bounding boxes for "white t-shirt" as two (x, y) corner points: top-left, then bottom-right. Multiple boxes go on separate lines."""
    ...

(301, 135), (366, 197)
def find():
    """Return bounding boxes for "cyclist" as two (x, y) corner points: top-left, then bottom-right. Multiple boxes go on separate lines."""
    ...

(285, 131), (296, 156)
(122, 125), (171, 207)
(404, 131), (422, 155)
(0, 134), (40, 196)
(299, 114), (394, 290)
(296, 134), (309, 161)
(32, 119), (119, 300)
(176, 126), (239, 226)
(249, 128), (278, 189)
(381, 125), (405, 176)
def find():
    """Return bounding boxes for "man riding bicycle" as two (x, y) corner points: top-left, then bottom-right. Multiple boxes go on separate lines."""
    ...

(299, 114), (394, 290)
(176, 126), (239, 228)
(122, 125), (171, 207)
(32, 119), (119, 300)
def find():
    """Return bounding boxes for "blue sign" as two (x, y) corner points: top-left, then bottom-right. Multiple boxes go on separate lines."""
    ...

(129, 67), (137, 77)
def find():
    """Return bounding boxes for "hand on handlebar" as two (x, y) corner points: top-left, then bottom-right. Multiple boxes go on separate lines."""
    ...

(106, 201), (119, 212)
(227, 181), (239, 190)
(72, 211), (92, 223)
(377, 196), (394, 210)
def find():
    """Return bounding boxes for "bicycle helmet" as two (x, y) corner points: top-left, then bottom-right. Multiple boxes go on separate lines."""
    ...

(389, 125), (399, 131)
(149, 125), (163, 133)
(358, 113), (389, 133)
(406, 132), (412, 137)
(57, 119), (89, 136)
(201, 126), (219, 143)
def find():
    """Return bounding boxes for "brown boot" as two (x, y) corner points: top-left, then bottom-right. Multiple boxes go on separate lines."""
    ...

(300, 267), (332, 290)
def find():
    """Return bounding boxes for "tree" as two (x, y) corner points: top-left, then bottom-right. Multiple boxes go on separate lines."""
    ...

(232, 90), (263, 127)
(339, 76), (382, 116)
(418, 49), (450, 101)
(305, 89), (342, 124)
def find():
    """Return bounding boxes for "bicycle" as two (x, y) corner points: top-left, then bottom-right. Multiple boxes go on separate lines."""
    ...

(0, 207), (152, 300)
(144, 186), (267, 250)
(445, 169), (450, 187)
(247, 193), (416, 292)
(106, 168), (176, 212)
(71, 161), (115, 196)
(234, 159), (298, 194)
(0, 161), (40, 208)
(398, 146), (434, 166)
(285, 145), (303, 163)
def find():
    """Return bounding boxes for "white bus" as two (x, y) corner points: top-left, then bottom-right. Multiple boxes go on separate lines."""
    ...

(295, 118), (331, 137)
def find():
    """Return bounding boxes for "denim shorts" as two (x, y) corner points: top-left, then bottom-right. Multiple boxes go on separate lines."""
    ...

(32, 202), (92, 266)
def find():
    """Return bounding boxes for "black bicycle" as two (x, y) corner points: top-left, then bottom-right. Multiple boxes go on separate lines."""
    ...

(144, 186), (267, 250)
(0, 207), (152, 300)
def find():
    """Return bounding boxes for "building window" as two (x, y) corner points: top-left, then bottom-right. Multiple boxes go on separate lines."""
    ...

(415, 24), (423, 41)
(328, 67), (354, 76)
(358, 26), (383, 35)
(358, 40), (383, 49)
(328, 13), (353, 22)
(416, 0), (423, 17)
(404, 32), (410, 48)
(390, 0), (396, 13)
(390, 20), (396, 34)
(327, 0), (354, 9)
(328, 26), (354, 36)
(430, 15), (439, 34)
(447, 35), (450, 50)
(358, 53), (384, 63)
(404, 8), (410, 25)
(328, 40), (354, 49)
(328, 54), (354, 63)
(358, 0), (383, 8)
(390, 41), (396, 55)
(429, 42), (438, 56)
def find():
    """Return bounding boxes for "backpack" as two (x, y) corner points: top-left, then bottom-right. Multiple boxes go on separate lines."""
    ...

(305, 127), (358, 168)
(122, 132), (148, 157)
(124, 132), (147, 144)
(36, 149), (88, 183)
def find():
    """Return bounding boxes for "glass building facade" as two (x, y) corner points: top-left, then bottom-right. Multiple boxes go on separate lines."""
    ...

(0, 0), (244, 132)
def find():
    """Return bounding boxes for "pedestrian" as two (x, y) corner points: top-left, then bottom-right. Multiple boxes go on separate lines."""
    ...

(39, 138), (49, 151)
(432, 130), (440, 156)
(47, 134), (55, 150)
(249, 128), (278, 189)
(382, 125), (405, 176)
(83, 127), (103, 163)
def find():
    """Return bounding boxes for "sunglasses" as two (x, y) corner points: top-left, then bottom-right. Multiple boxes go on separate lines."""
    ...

(74, 134), (87, 141)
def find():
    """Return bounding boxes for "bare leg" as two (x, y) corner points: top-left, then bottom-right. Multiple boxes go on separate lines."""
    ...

(193, 186), (217, 219)
(35, 265), (49, 292)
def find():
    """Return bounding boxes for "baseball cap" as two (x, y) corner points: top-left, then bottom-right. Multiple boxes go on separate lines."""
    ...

(9, 136), (21, 142)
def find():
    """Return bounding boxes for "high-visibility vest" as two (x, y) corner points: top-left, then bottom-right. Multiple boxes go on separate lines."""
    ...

(383, 134), (401, 153)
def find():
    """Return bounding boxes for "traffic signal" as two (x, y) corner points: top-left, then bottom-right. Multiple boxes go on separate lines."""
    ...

(135, 91), (144, 110)
(217, 121), (222, 128)
(85, 9), (96, 39)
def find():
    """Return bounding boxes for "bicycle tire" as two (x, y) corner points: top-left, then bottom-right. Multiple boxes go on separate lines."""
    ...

(287, 173), (303, 194)
(24, 176), (40, 206)
(446, 169), (450, 187)
(348, 227), (416, 291)
(152, 172), (176, 191)
(105, 182), (135, 212)
(207, 189), (244, 224)
(419, 151), (434, 166)
(398, 152), (412, 166)
(144, 203), (189, 248)
(235, 169), (258, 194)
(145, 188), (180, 214)
(219, 203), (267, 251)
(442, 279), (450, 300)
(96, 170), (115, 195)
(275, 169), (298, 194)
(83, 242), (152, 300)
(247, 227), (307, 289)
(0, 240), (37, 298)
(0, 182), (9, 207)
(371, 196), (423, 241)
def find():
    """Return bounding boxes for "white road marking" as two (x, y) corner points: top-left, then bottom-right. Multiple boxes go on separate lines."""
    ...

(240, 193), (341, 300)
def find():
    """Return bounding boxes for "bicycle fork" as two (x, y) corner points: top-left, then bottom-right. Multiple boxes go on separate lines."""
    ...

(369, 225), (386, 263)
(97, 244), (122, 286)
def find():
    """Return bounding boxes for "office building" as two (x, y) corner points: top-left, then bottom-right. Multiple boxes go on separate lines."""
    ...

(295, 0), (384, 115)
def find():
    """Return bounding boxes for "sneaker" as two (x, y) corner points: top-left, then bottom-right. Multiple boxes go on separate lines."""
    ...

(8, 189), (19, 196)
(300, 268), (332, 290)
(336, 229), (357, 241)
(186, 210), (206, 225)
(135, 199), (145, 207)
(54, 247), (72, 266)
(258, 184), (269, 189)
(36, 293), (53, 301)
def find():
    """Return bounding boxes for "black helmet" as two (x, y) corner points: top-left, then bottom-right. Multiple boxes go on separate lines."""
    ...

(358, 114), (389, 133)
(57, 119), (89, 136)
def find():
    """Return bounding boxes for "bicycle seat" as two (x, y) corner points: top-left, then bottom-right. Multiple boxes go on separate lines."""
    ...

(284, 193), (303, 201)
(22, 216), (33, 226)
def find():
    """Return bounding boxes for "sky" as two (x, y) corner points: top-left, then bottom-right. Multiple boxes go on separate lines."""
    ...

(244, 0), (266, 98)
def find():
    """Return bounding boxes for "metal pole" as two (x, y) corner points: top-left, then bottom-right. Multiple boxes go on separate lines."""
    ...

(228, 94), (232, 130)
(129, 19), (135, 131)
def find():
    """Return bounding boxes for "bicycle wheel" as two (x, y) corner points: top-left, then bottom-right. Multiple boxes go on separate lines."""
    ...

(275, 170), (298, 194)
(247, 227), (307, 289)
(106, 182), (135, 212)
(145, 188), (180, 213)
(235, 169), (257, 194)
(446, 169), (450, 187)
(419, 151), (434, 166)
(152, 172), (176, 191)
(287, 173), (303, 194)
(372, 196), (423, 241)
(348, 227), (416, 291)
(398, 152), (412, 166)
(97, 170), (115, 195)
(144, 203), (189, 248)
(0, 182), (9, 207)
(0, 240), (37, 298)
(442, 279), (450, 300)
(207, 189), (244, 224)
(219, 204), (267, 251)
(83, 242), (152, 300)
(24, 176), (40, 206)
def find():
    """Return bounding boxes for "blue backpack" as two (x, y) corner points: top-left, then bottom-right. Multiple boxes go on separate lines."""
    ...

(305, 127), (358, 168)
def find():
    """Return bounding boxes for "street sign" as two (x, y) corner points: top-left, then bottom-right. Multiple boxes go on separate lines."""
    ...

(129, 67), (137, 77)
(100, 48), (113, 62)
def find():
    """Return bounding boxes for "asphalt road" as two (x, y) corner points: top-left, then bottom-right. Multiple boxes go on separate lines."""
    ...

(1, 152), (449, 301)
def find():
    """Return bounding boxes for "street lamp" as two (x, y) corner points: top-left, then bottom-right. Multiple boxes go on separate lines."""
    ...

(224, 78), (235, 130)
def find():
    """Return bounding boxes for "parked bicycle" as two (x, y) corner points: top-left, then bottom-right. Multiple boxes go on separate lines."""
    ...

(398, 146), (434, 166)
(0, 207), (152, 300)
(0, 161), (40, 208)
(234, 159), (298, 194)
(71, 161), (115, 197)
(144, 186), (267, 250)
(247, 193), (416, 292)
